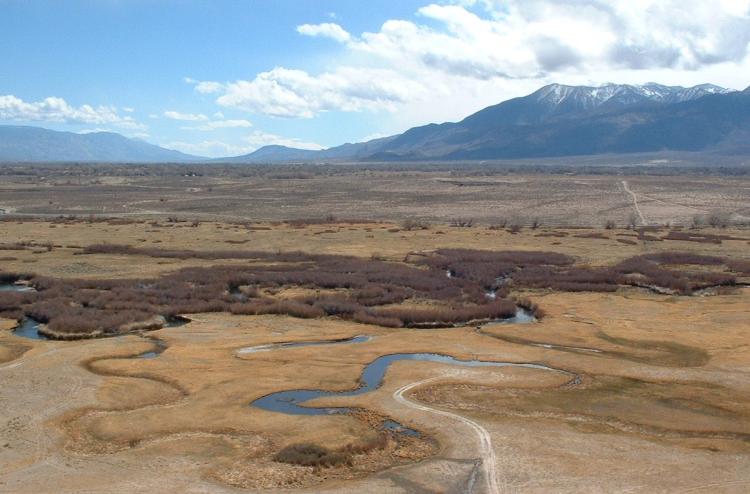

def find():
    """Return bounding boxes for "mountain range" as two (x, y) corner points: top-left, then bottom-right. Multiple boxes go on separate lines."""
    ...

(1, 82), (749, 163)
(0, 126), (198, 162)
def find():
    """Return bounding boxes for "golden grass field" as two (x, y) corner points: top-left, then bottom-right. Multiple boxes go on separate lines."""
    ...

(1, 216), (750, 493)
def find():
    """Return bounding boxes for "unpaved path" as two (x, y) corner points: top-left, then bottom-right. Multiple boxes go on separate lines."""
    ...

(394, 376), (500, 494)
(621, 180), (647, 226)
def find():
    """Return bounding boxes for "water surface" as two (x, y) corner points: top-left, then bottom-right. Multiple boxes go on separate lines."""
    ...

(251, 352), (556, 416)
(12, 319), (47, 340)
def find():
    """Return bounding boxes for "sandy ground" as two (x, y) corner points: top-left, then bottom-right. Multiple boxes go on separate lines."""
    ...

(1, 221), (750, 493)
(1, 167), (749, 227)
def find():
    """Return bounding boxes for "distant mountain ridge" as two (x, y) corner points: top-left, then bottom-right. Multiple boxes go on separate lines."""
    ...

(1, 82), (748, 163)
(224, 82), (745, 162)
(0, 126), (199, 162)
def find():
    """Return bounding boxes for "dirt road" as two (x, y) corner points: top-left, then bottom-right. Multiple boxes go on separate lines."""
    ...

(622, 180), (647, 225)
(394, 376), (501, 494)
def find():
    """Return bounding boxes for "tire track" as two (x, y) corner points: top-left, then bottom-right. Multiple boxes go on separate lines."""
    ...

(394, 376), (501, 494)
(621, 180), (647, 226)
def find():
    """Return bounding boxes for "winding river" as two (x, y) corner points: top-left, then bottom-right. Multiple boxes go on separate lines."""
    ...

(251, 353), (562, 416)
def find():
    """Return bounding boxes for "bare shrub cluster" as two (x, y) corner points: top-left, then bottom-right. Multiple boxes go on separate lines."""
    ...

(273, 443), (349, 467)
(1, 248), (543, 337)
(274, 435), (388, 468)
(3, 245), (746, 339)
(663, 231), (744, 244)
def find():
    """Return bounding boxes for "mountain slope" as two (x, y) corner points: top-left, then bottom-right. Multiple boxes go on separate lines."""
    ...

(371, 83), (736, 159)
(2, 82), (746, 163)
(218, 135), (397, 163)
(378, 88), (749, 160)
(0, 126), (200, 162)
(226, 82), (744, 163)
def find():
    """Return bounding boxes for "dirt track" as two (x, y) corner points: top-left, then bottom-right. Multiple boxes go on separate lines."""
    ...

(395, 374), (501, 494)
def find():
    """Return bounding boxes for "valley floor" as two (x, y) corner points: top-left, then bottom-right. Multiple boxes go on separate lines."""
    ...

(1, 220), (750, 493)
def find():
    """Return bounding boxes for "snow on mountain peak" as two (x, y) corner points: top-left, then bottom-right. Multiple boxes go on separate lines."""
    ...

(534, 83), (731, 110)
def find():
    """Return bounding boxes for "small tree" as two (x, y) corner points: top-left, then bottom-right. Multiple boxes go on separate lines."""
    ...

(604, 220), (616, 230)
(401, 218), (429, 231)
(450, 218), (474, 228)
(626, 213), (638, 230)
(707, 212), (731, 229)
(691, 214), (704, 229)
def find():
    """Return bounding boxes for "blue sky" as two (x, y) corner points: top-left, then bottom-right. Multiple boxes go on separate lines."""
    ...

(2, 0), (750, 157)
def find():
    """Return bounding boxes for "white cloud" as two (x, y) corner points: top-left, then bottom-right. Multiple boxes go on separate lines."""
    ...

(184, 77), (224, 94)
(214, 66), (426, 118)
(242, 130), (324, 150)
(297, 22), (351, 43)
(190, 1), (750, 130)
(122, 107), (135, 113)
(163, 140), (245, 157)
(184, 119), (253, 131)
(165, 130), (324, 158)
(0, 94), (144, 129)
(347, 1), (750, 79)
(163, 110), (209, 121)
(77, 128), (113, 134)
(195, 81), (224, 94)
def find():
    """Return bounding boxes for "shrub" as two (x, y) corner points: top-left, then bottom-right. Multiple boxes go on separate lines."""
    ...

(274, 443), (348, 467)
(401, 219), (430, 231)
(707, 212), (731, 228)
(352, 310), (403, 328)
(663, 231), (742, 244)
(5, 246), (742, 339)
(450, 218), (474, 228)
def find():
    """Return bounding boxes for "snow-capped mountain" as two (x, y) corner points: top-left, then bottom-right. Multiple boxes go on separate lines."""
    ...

(531, 83), (732, 113)
(230, 82), (748, 162)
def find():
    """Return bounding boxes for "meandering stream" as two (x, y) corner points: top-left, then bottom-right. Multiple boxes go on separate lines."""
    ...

(251, 353), (562, 416)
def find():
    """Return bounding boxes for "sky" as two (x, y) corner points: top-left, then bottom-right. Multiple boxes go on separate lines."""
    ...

(1, 0), (750, 157)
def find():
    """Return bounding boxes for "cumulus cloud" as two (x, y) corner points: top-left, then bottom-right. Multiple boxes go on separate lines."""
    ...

(165, 130), (323, 158)
(163, 110), (209, 121)
(0, 94), (144, 129)
(163, 140), (247, 157)
(242, 130), (324, 150)
(192, 1), (750, 124)
(347, 1), (750, 78)
(195, 81), (224, 94)
(214, 66), (426, 118)
(184, 77), (224, 94)
(297, 22), (352, 43)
